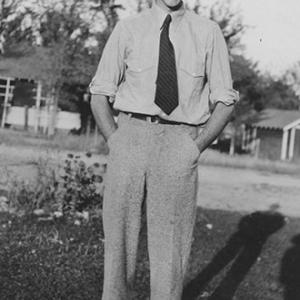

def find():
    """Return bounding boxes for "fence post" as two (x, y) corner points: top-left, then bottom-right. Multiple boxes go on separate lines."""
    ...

(43, 96), (50, 135)
(48, 90), (57, 137)
(281, 129), (289, 160)
(254, 139), (260, 159)
(34, 81), (42, 133)
(1, 78), (11, 128)
(86, 116), (91, 136)
(48, 103), (55, 136)
(288, 127), (296, 160)
(24, 105), (29, 130)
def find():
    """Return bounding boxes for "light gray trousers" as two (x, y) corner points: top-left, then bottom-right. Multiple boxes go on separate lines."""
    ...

(102, 112), (200, 300)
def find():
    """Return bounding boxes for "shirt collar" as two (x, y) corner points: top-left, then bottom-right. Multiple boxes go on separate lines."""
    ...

(151, 1), (185, 29)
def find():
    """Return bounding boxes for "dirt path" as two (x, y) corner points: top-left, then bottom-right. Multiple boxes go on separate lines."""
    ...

(197, 165), (300, 217)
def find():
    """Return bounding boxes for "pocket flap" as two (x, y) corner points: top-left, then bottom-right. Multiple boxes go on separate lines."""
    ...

(179, 60), (205, 77)
(126, 58), (154, 72)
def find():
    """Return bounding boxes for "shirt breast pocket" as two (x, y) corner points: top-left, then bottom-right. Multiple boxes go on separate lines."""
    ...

(178, 60), (206, 97)
(125, 57), (155, 89)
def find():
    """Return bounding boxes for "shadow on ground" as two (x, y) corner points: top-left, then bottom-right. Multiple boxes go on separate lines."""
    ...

(182, 211), (285, 300)
(280, 234), (300, 300)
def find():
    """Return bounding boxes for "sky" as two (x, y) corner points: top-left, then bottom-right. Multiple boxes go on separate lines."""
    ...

(118, 0), (300, 76)
(238, 0), (300, 75)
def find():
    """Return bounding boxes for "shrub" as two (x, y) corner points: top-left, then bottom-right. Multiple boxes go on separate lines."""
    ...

(7, 158), (60, 213)
(58, 153), (104, 215)
(6, 153), (105, 217)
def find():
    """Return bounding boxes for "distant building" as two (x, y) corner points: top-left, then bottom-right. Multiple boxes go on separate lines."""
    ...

(244, 109), (300, 161)
(0, 76), (80, 132)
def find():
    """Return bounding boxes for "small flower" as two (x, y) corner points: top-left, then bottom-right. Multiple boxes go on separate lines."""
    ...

(53, 211), (63, 218)
(67, 153), (74, 159)
(93, 162), (100, 168)
(82, 211), (89, 221)
(94, 175), (103, 183)
(74, 220), (81, 226)
(79, 161), (86, 168)
(33, 209), (46, 216)
(87, 166), (94, 174)
(86, 152), (92, 158)
(206, 224), (213, 230)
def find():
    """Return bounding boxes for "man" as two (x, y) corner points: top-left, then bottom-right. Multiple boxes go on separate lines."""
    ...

(90, 0), (239, 299)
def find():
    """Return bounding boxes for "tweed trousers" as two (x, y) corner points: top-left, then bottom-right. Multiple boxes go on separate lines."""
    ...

(101, 112), (200, 300)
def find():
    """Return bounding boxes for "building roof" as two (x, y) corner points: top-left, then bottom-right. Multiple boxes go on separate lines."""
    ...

(0, 47), (55, 82)
(252, 108), (300, 130)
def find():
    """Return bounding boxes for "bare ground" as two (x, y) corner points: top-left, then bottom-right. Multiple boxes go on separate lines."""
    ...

(197, 165), (300, 217)
(1, 145), (299, 218)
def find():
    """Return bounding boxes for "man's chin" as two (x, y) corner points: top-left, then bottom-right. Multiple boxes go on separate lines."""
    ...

(166, 0), (183, 10)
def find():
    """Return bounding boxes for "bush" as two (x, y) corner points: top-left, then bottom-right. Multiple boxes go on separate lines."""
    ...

(58, 153), (104, 215)
(6, 153), (105, 217)
(7, 158), (59, 213)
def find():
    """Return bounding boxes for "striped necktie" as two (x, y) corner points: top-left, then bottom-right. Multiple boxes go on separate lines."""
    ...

(154, 14), (179, 115)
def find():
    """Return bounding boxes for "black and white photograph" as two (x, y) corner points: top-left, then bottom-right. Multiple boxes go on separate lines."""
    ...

(0, 0), (300, 299)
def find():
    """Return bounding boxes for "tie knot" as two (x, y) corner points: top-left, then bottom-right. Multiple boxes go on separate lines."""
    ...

(161, 14), (172, 30)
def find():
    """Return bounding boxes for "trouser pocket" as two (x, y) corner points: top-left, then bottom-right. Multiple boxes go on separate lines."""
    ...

(107, 127), (119, 148)
(179, 126), (200, 160)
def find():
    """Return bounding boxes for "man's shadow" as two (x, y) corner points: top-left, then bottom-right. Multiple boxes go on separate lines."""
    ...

(182, 211), (285, 300)
(280, 234), (300, 300)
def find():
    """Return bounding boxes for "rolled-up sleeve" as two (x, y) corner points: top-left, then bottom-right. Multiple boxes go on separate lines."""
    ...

(89, 21), (127, 97)
(206, 23), (239, 107)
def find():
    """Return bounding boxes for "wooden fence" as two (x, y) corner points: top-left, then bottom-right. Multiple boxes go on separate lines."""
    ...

(5, 106), (81, 131)
(0, 76), (58, 134)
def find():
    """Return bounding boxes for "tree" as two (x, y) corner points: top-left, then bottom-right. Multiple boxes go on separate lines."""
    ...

(231, 54), (300, 124)
(284, 62), (300, 104)
(136, 0), (152, 12)
(231, 55), (265, 123)
(90, 0), (123, 32)
(185, 0), (246, 53)
(1, 0), (122, 107)
(0, 0), (34, 55)
(1, 0), (126, 136)
(262, 75), (300, 110)
(0, 0), (18, 53)
(2, 0), (123, 85)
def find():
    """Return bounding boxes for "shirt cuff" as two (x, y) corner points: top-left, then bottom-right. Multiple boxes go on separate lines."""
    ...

(209, 88), (240, 106)
(89, 79), (117, 97)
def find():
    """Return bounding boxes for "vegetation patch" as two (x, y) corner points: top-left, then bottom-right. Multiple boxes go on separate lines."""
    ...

(2, 152), (105, 218)
(0, 208), (299, 300)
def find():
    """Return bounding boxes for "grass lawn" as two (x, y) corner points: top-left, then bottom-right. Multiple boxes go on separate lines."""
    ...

(0, 208), (298, 300)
